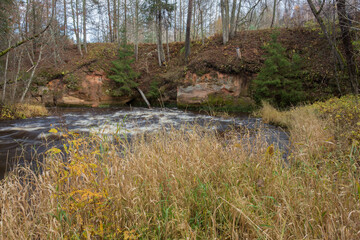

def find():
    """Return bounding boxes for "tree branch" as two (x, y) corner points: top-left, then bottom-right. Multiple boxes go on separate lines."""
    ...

(0, 0), (57, 58)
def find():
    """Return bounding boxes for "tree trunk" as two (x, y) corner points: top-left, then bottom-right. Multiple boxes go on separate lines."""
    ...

(106, 0), (112, 42)
(2, 41), (10, 103)
(234, 0), (242, 34)
(174, 0), (177, 41)
(0, 0), (54, 58)
(192, 0), (196, 39)
(63, 0), (67, 36)
(50, 26), (58, 67)
(25, 0), (29, 35)
(336, 0), (358, 94)
(32, 0), (37, 54)
(185, 0), (193, 62)
(134, 0), (139, 60)
(113, 0), (117, 43)
(270, 0), (276, 28)
(229, 0), (237, 38)
(136, 87), (151, 109)
(20, 47), (43, 102)
(123, 0), (127, 44)
(71, 0), (83, 56)
(12, 50), (23, 102)
(221, 0), (229, 44)
(117, 0), (120, 43)
(156, 11), (165, 66)
(51, 1), (58, 66)
(307, 0), (344, 70)
(83, 0), (87, 53)
(166, 23), (170, 62)
(179, 0), (182, 41)
(200, 8), (204, 45)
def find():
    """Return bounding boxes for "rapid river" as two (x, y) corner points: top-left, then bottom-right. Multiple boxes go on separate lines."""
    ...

(0, 107), (289, 179)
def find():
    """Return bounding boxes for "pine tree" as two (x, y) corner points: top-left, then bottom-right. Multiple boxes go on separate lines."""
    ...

(108, 45), (140, 96)
(253, 33), (304, 108)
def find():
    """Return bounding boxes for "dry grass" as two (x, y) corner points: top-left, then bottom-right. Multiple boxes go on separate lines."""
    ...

(255, 101), (290, 127)
(0, 103), (48, 120)
(0, 98), (360, 239)
(257, 101), (335, 160)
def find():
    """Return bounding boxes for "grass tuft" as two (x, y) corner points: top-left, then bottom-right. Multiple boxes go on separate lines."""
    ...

(0, 103), (48, 120)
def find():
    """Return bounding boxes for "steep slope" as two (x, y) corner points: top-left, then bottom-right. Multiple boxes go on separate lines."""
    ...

(30, 27), (353, 108)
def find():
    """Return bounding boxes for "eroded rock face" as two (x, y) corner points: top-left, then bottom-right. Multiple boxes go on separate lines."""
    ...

(43, 71), (134, 107)
(177, 72), (252, 105)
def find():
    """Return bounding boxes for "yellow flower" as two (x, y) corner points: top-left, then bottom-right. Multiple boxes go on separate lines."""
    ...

(46, 147), (62, 154)
(49, 128), (58, 133)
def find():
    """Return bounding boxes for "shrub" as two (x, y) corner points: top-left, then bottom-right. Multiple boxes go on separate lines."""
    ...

(146, 80), (161, 100)
(311, 94), (360, 144)
(63, 73), (80, 90)
(252, 33), (304, 108)
(108, 44), (139, 96)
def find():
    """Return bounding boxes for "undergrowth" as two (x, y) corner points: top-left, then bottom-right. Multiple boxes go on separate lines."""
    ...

(0, 96), (360, 239)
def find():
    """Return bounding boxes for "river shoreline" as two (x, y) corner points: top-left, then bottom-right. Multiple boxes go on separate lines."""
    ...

(0, 107), (288, 179)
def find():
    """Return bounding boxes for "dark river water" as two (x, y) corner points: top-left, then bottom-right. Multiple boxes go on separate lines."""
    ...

(0, 107), (289, 179)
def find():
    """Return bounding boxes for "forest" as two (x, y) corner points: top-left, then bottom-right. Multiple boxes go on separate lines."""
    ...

(0, 0), (360, 239)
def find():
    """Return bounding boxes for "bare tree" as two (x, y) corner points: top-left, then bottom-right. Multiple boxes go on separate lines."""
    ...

(2, 40), (11, 102)
(107, 0), (113, 42)
(307, 0), (344, 69)
(20, 46), (43, 102)
(270, 0), (277, 28)
(12, 49), (23, 101)
(336, 0), (358, 94)
(71, 0), (83, 56)
(63, 0), (67, 36)
(0, 0), (56, 58)
(185, 0), (193, 62)
(83, 0), (88, 53)
(229, 0), (237, 37)
(134, 0), (139, 60)
(220, 0), (229, 44)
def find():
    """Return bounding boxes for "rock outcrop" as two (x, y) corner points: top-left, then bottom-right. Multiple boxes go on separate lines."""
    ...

(177, 72), (253, 106)
(42, 70), (134, 107)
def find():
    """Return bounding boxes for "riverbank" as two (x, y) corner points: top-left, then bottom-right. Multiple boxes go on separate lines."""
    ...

(0, 103), (48, 120)
(8, 27), (349, 109)
(0, 96), (359, 239)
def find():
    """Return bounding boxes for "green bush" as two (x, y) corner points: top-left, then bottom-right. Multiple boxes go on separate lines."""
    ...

(63, 73), (80, 90)
(252, 33), (304, 108)
(108, 44), (140, 96)
(146, 81), (161, 100)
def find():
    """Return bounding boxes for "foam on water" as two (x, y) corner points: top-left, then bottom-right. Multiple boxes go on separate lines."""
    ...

(0, 107), (289, 179)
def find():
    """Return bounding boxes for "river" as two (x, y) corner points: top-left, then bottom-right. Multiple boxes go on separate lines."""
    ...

(0, 107), (289, 179)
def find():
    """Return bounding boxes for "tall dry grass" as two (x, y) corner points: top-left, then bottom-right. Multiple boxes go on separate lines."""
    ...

(0, 112), (359, 239)
(0, 103), (48, 120)
(257, 101), (336, 159)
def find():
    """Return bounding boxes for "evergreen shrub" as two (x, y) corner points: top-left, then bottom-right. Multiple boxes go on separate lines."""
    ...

(108, 45), (139, 96)
(252, 33), (304, 108)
